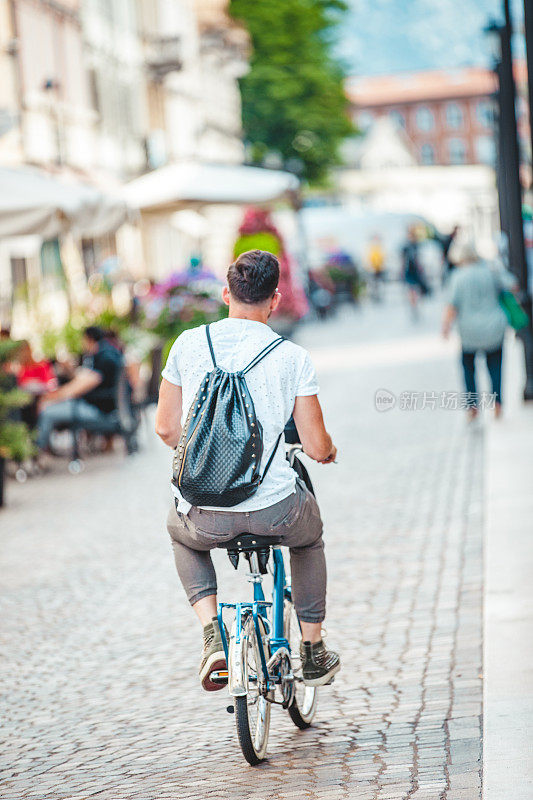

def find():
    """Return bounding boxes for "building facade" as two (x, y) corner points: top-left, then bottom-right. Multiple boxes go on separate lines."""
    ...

(138, 0), (247, 171)
(338, 115), (498, 258)
(81, 0), (146, 179)
(0, 0), (251, 332)
(0, 0), (93, 170)
(346, 66), (528, 169)
(135, 0), (249, 278)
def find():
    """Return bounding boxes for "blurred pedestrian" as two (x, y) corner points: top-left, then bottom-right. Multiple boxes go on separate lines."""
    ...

(441, 241), (518, 421)
(103, 328), (124, 354)
(324, 250), (361, 306)
(308, 270), (334, 319)
(433, 225), (459, 283)
(402, 225), (429, 319)
(365, 234), (386, 302)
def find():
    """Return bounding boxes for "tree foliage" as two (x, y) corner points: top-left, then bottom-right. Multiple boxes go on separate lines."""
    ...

(230, 0), (353, 184)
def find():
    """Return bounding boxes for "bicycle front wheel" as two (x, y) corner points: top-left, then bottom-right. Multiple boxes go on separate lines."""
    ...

(232, 615), (271, 765)
(284, 599), (318, 728)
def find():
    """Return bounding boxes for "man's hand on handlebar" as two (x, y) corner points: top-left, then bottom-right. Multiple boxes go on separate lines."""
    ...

(319, 445), (337, 464)
(292, 396), (338, 464)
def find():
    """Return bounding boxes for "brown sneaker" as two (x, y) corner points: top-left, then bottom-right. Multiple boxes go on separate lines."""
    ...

(199, 617), (227, 692)
(467, 407), (478, 424)
(300, 639), (341, 686)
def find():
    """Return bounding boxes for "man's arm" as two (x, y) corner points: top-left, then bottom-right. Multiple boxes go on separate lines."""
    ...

(442, 304), (457, 339)
(155, 378), (183, 448)
(44, 368), (102, 403)
(292, 394), (336, 464)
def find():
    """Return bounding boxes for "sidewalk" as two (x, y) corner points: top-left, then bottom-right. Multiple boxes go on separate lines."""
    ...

(484, 336), (533, 800)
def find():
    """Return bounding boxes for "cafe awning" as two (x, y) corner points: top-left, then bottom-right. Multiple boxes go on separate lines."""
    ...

(0, 166), (129, 240)
(122, 161), (299, 212)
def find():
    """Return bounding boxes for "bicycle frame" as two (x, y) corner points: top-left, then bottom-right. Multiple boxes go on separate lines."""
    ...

(218, 547), (291, 695)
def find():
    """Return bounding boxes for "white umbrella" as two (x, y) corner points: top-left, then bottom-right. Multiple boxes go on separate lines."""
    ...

(122, 161), (299, 211)
(0, 166), (129, 239)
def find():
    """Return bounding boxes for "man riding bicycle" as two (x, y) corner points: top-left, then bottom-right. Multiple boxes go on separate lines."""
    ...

(155, 250), (340, 691)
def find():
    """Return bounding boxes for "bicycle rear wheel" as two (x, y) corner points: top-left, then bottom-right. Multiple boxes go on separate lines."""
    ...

(232, 615), (271, 765)
(284, 599), (318, 728)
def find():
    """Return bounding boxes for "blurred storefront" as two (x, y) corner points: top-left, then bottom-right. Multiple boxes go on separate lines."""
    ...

(0, 164), (129, 333)
(0, 0), (265, 335)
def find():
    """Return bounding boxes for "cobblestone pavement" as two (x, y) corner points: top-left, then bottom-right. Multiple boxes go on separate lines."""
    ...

(1, 292), (485, 800)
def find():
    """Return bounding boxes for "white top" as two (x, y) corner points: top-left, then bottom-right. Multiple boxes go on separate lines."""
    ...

(448, 262), (515, 352)
(162, 317), (319, 513)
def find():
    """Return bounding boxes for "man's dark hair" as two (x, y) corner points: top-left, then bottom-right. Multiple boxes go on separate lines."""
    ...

(83, 325), (105, 343)
(227, 250), (280, 304)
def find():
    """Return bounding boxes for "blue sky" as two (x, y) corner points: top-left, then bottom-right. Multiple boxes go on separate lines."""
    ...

(338, 0), (525, 76)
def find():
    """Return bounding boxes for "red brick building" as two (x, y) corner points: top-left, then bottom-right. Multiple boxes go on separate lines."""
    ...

(346, 65), (529, 168)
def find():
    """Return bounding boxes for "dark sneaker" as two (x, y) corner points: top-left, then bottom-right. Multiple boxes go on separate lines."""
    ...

(199, 617), (227, 692)
(300, 639), (341, 687)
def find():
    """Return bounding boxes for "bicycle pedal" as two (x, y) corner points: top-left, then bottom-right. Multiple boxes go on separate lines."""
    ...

(210, 670), (229, 685)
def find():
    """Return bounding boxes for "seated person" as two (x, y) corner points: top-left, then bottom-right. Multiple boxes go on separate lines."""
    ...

(36, 326), (123, 451)
(16, 341), (57, 392)
(14, 340), (58, 429)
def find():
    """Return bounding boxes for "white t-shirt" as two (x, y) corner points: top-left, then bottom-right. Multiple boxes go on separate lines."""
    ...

(161, 317), (319, 513)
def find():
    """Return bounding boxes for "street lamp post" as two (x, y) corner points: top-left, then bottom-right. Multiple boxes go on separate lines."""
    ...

(495, 62), (510, 234)
(488, 3), (533, 399)
(524, 0), (533, 165)
(499, 2), (527, 288)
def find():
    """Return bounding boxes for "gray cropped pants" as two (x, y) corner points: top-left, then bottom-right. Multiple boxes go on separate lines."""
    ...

(167, 478), (326, 623)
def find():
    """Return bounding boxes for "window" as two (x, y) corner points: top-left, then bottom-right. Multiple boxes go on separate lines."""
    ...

(81, 239), (97, 279)
(445, 102), (464, 130)
(88, 68), (100, 114)
(96, 0), (114, 23)
(415, 106), (435, 132)
(10, 258), (28, 300)
(476, 135), (496, 165)
(477, 99), (494, 128)
(420, 143), (435, 165)
(357, 110), (374, 131)
(41, 239), (65, 287)
(117, 82), (135, 131)
(389, 109), (406, 129)
(448, 138), (467, 165)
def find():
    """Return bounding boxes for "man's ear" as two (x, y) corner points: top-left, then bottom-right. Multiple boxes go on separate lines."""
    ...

(222, 286), (231, 306)
(270, 291), (281, 313)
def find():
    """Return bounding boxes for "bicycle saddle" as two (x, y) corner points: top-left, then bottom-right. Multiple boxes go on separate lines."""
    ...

(218, 533), (282, 551)
(218, 534), (282, 573)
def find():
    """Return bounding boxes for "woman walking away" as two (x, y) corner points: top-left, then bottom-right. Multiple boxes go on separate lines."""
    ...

(402, 224), (429, 319)
(442, 241), (518, 422)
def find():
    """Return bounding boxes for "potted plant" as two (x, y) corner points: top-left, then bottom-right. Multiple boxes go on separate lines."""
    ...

(0, 340), (34, 507)
(233, 208), (309, 337)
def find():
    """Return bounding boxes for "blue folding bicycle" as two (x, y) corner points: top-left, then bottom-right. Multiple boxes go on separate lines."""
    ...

(212, 444), (318, 765)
